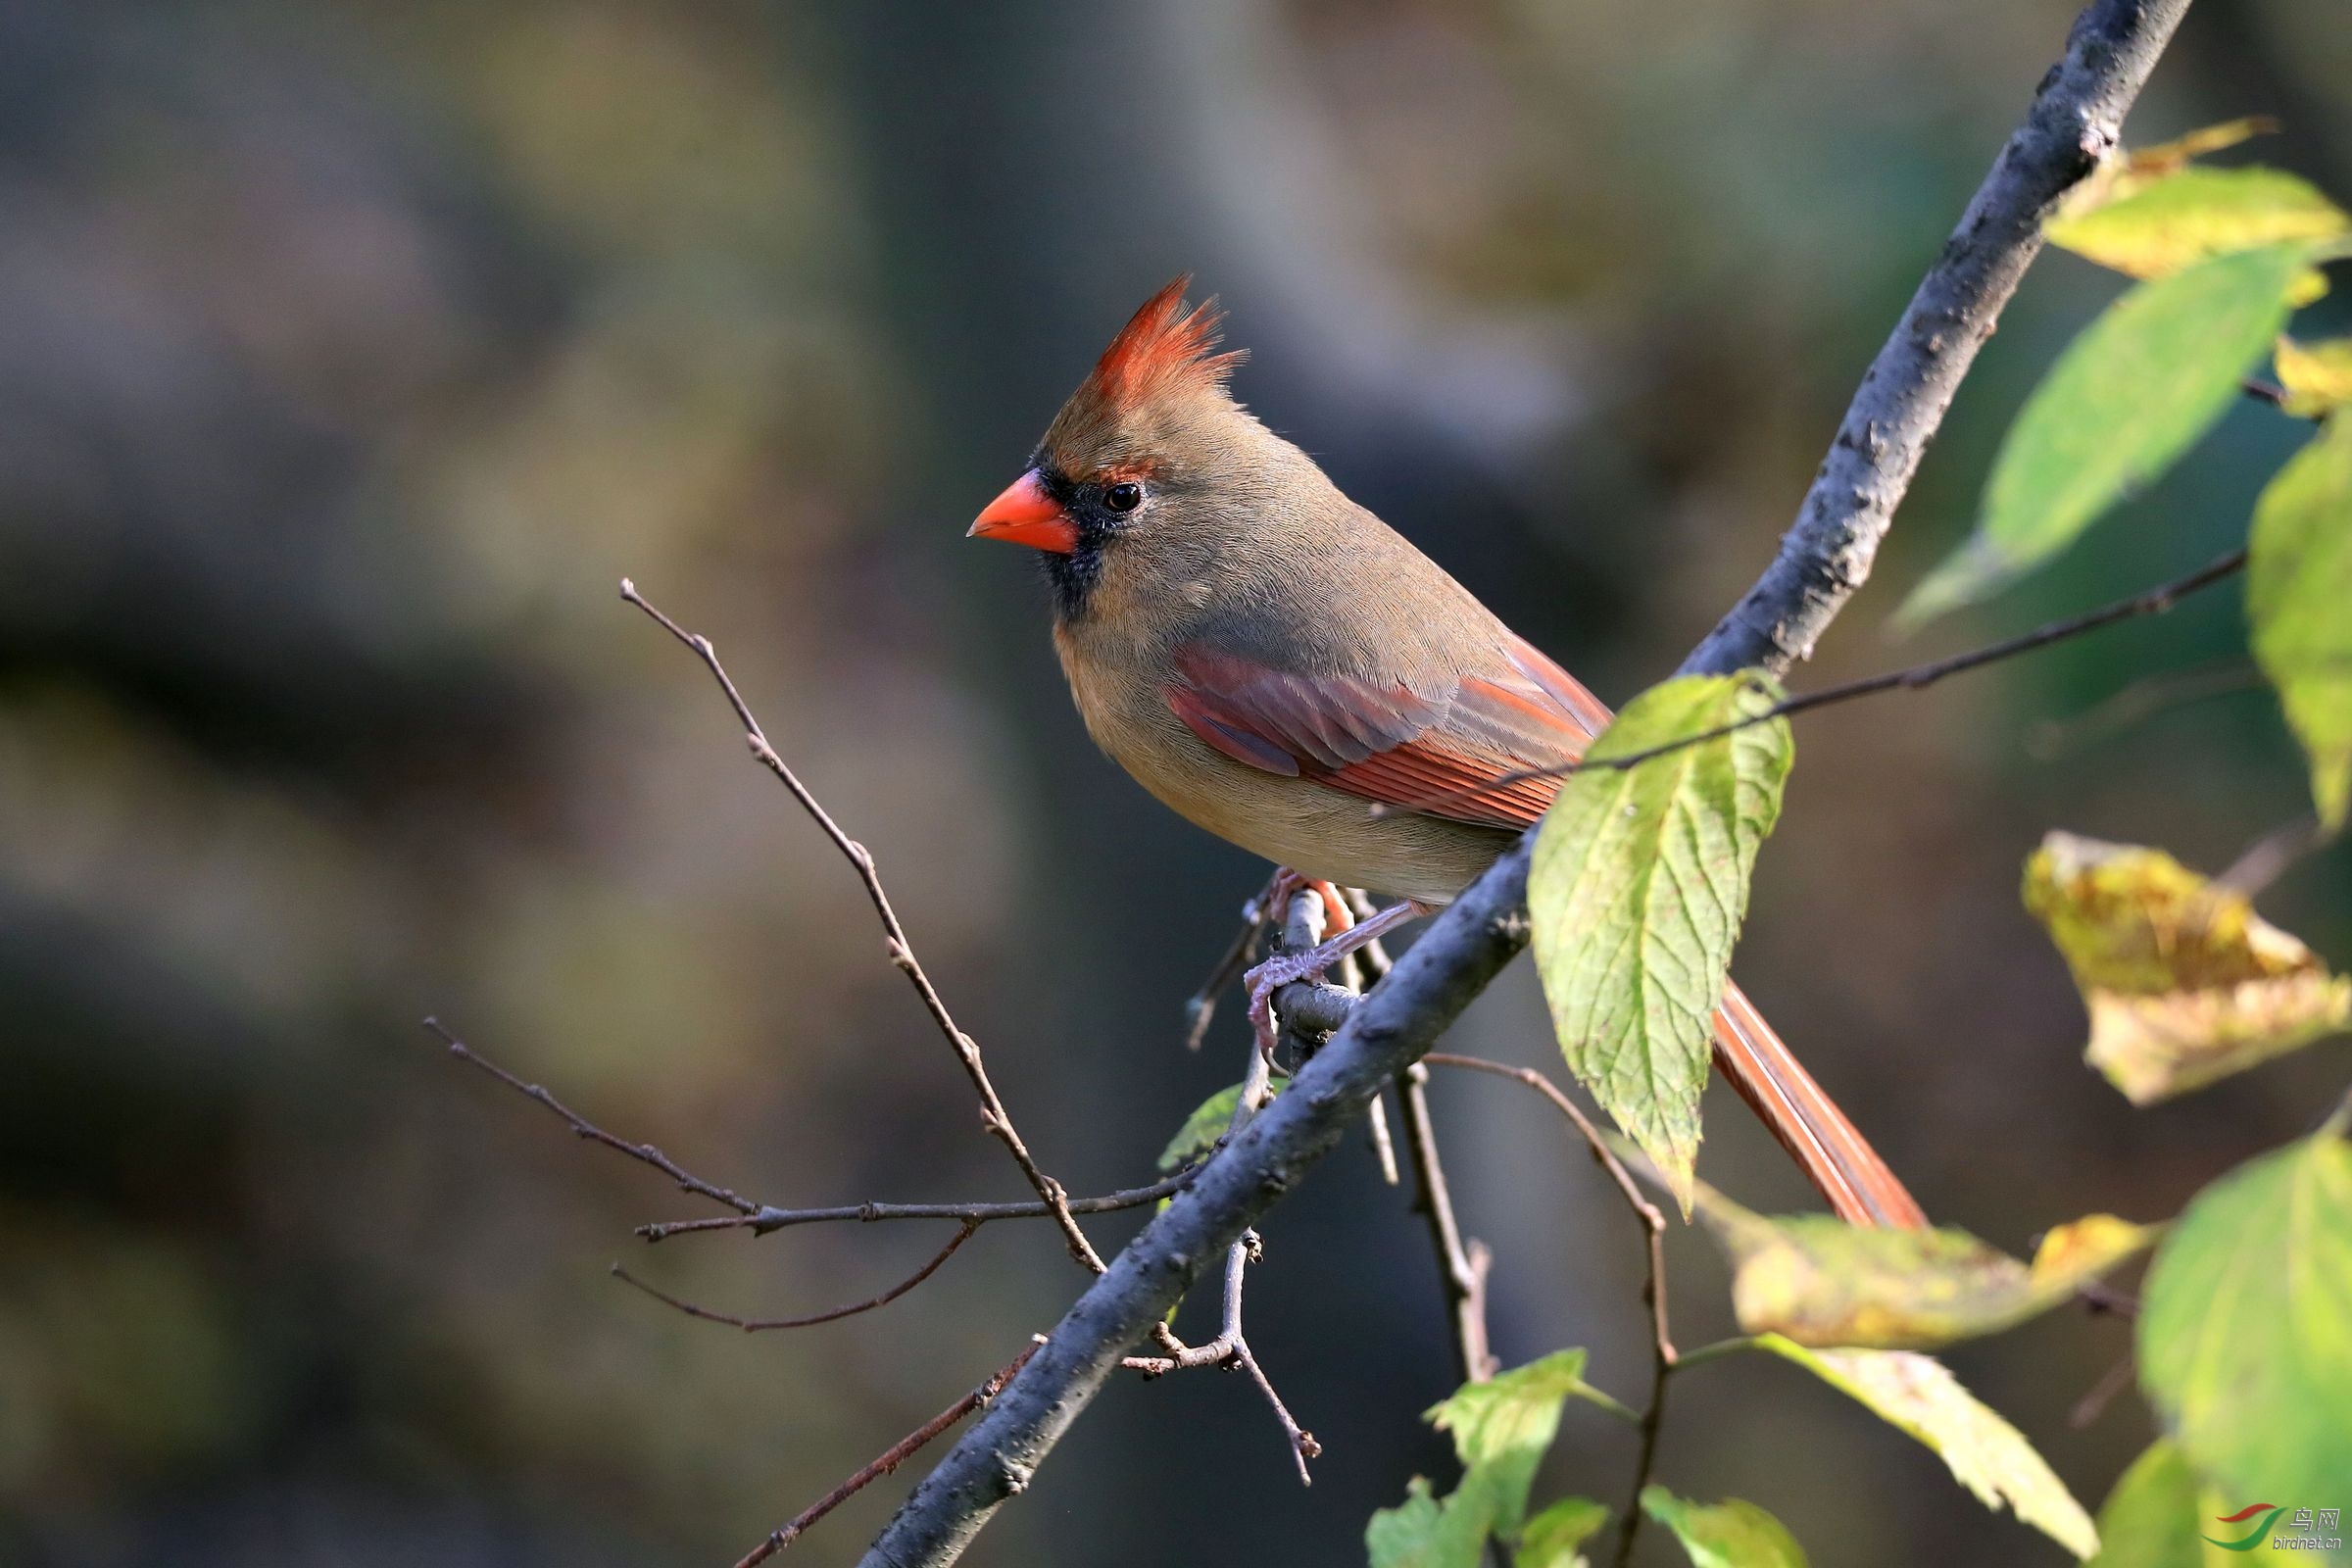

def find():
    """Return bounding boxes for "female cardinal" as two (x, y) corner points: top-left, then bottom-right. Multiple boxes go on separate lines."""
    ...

(969, 278), (1923, 1229)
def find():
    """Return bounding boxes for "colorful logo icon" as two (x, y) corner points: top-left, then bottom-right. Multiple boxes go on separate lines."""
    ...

(2205, 1503), (2285, 1551)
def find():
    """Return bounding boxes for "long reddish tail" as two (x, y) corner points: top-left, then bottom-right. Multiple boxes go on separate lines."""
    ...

(1710, 981), (1927, 1229)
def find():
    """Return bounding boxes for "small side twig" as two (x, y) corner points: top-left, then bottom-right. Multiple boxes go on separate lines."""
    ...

(635, 1172), (1198, 1243)
(612, 1220), (982, 1333)
(1420, 1054), (1676, 1568)
(1126, 918), (1321, 1483)
(2024, 660), (2265, 760)
(427, 1017), (761, 1218)
(1372, 547), (2250, 819)
(621, 578), (1104, 1273)
(1396, 1063), (1497, 1385)
(734, 1337), (1044, 1567)
(1184, 873), (1280, 1052)
(2214, 811), (2332, 899)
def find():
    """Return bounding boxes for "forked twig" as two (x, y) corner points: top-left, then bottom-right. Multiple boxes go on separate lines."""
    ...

(619, 579), (1103, 1273)
(612, 1221), (981, 1332)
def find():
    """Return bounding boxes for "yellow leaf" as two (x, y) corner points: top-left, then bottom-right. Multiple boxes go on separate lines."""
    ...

(1757, 1336), (2100, 1558)
(2050, 118), (2278, 223)
(2022, 833), (2352, 1103)
(2046, 167), (2349, 281)
(1690, 1180), (2153, 1348)
(2274, 335), (2352, 419)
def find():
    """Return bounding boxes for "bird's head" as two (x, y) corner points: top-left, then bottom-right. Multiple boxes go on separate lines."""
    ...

(969, 276), (1282, 621)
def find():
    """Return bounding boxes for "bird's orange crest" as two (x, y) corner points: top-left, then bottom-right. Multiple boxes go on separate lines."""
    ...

(1084, 275), (1246, 414)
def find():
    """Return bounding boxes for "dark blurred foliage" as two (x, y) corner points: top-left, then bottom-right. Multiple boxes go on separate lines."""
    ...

(2, 2), (2348, 1564)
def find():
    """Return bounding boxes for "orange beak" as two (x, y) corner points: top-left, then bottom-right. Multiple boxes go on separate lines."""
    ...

(967, 469), (1078, 554)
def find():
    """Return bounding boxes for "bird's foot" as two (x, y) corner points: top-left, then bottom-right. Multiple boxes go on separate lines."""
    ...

(1244, 894), (1427, 1062)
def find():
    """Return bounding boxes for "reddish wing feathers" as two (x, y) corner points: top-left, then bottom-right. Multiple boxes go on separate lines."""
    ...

(1166, 635), (1606, 829)
(1163, 632), (1928, 1230)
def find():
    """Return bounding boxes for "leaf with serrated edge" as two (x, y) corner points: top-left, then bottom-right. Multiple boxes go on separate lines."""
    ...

(1515, 1497), (1608, 1568)
(1690, 1178), (2153, 1348)
(2046, 167), (2347, 279)
(1639, 1489), (1808, 1568)
(2248, 415), (2352, 828)
(1898, 244), (2315, 626)
(1756, 1334), (2099, 1558)
(2050, 119), (2279, 220)
(1430, 1349), (1614, 1537)
(1368, 1476), (1494, 1568)
(1530, 673), (1791, 1210)
(2082, 1441), (2204, 1568)
(2273, 336), (2352, 419)
(2137, 1124), (2352, 1509)
(1369, 1351), (1618, 1568)
(2024, 832), (2351, 1102)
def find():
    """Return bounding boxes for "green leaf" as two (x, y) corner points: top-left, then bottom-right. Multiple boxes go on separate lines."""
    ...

(1756, 1334), (2100, 1558)
(1516, 1497), (1609, 1568)
(2273, 336), (2352, 419)
(2137, 1124), (2352, 1509)
(1898, 244), (2315, 627)
(1689, 1177), (2154, 1348)
(1530, 673), (1793, 1210)
(1157, 1080), (1282, 1170)
(2045, 166), (2348, 280)
(2248, 415), (2352, 828)
(1368, 1476), (1496, 1568)
(1368, 1351), (1621, 1568)
(1640, 1489), (1808, 1568)
(2082, 1441), (2205, 1568)
(2023, 832), (2352, 1102)
(1431, 1349), (1616, 1537)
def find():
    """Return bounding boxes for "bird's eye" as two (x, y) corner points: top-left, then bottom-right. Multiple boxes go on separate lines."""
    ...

(1103, 480), (1144, 514)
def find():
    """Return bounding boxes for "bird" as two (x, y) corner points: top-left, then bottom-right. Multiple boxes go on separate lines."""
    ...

(967, 277), (1925, 1229)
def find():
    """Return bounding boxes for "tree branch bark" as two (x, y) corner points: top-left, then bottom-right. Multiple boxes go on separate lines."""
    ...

(856, 4), (2192, 1561)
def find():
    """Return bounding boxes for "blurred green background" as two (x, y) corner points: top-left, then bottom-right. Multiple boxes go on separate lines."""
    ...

(4, 2), (2348, 1563)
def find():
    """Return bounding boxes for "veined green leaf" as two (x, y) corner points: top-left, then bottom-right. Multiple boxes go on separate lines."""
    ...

(1639, 1489), (1808, 1568)
(2137, 1124), (2352, 1508)
(1690, 1177), (2154, 1348)
(1756, 1335), (2099, 1558)
(1367, 1351), (1621, 1568)
(1898, 244), (2315, 627)
(2247, 415), (2352, 828)
(2024, 832), (2352, 1101)
(1530, 673), (1792, 1211)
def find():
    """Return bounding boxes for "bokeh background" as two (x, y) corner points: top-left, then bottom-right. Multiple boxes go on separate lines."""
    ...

(4, 1), (2349, 1563)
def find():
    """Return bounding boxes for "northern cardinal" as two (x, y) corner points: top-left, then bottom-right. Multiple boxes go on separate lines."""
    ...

(969, 278), (1924, 1229)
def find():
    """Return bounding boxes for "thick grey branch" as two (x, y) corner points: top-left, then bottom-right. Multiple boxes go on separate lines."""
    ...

(1683, 0), (2193, 676)
(857, 5), (2189, 1561)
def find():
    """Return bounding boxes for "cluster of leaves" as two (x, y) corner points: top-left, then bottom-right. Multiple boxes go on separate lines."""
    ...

(1355, 123), (2352, 1565)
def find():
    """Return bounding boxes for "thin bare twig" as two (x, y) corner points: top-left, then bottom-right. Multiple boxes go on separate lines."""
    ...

(2024, 660), (2266, 760)
(2069, 1352), (2138, 1431)
(1126, 913), (1321, 1482)
(2215, 811), (2333, 899)
(1374, 547), (2249, 819)
(612, 1221), (981, 1332)
(1396, 1064), (1497, 1386)
(1419, 1054), (1676, 1568)
(635, 1172), (1198, 1242)
(1184, 873), (1281, 1052)
(734, 1338), (1044, 1567)
(620, 580), (1103, 1272)
(427, 1018), (761, 1217)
